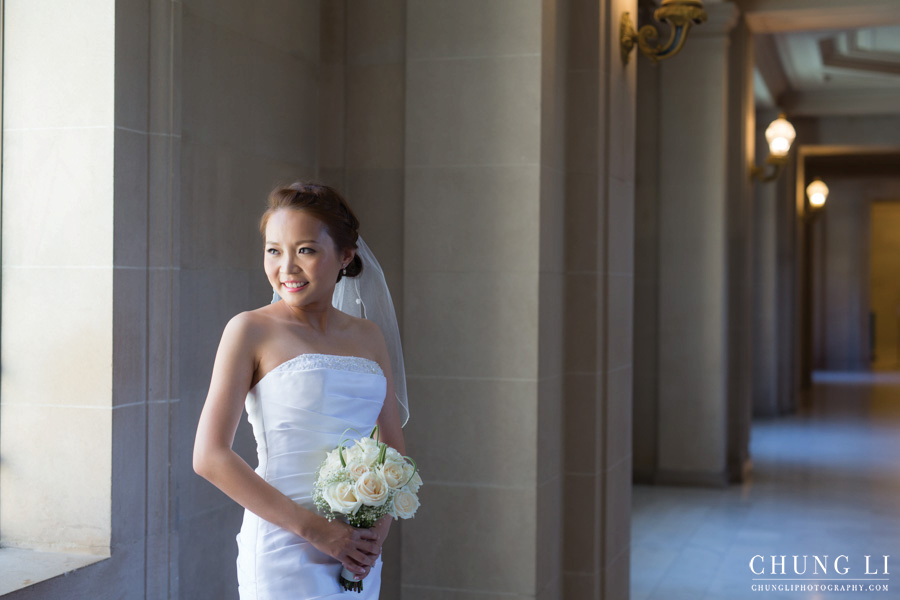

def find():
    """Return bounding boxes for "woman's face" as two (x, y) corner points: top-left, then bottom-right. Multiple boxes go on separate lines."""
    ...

(264, 208), (352, 309)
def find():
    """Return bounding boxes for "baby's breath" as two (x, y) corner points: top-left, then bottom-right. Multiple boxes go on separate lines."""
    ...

(312, 469), (353, 521)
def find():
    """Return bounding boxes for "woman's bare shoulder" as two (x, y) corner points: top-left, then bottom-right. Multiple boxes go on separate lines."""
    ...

(221, 305), (280, 348)
(341, 313), (389, 365)
(342, 312), (383, 342)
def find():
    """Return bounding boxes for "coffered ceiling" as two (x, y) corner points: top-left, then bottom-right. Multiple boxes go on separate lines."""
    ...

(755, 25), (900, 116)
(743, 0), (900, 116)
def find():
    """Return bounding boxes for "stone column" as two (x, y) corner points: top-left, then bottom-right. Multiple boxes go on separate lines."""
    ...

(563, 0), (636, 598)
(777, 148), (801, 413)
(656, 3), (741, 486)
(633, 2), (662, 485)
(725, 16), (755, 483)
(752, 110), (781, 417)
(400, 1), (566, 598)
(177, 2), (323, 598)
(317, 0), (407, 307)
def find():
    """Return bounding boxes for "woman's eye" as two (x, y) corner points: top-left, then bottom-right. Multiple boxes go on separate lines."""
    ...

(299, 248), (314, 255)
(266, 248), (279, 255)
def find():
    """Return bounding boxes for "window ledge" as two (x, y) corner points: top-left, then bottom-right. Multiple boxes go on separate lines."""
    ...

(0, 547), (108, 596)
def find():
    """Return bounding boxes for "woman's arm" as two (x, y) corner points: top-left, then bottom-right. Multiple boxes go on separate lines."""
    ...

(192, 313), (378, 575)
(366, 320), (408, 559)
(365, 317), (406, 457)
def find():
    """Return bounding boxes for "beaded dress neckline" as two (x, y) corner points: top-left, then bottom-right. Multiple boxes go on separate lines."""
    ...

(251, 353), (385, 393)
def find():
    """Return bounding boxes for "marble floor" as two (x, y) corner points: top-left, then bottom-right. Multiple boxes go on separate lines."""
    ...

(631, 371), (900, 600)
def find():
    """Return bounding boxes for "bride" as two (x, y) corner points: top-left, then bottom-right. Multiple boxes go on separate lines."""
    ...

(193, 182), (407, 599)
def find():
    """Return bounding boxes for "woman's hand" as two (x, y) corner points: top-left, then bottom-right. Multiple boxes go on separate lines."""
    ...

(308, 517), (380, 578)
(350, 515), (393, 580)
(370, 515), (393, 557)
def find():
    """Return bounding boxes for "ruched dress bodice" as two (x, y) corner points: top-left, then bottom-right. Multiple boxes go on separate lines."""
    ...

(236, 353), (386, 600)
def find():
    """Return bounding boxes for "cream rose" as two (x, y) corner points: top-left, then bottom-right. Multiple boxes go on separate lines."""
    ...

(391, 488), (420, 519)
(346, 458), (370, 481)
(323, 481), (362, 515)
(320, 448), (343, 476)
(402, 463), (423, 492)
(380, 461), (407, 490)
(406, 471), (423, 494)
(352, 437), (381, 466)
(385, 447), (403, 462)
(344, 445), (363, 463)
(355, 470), (389, 506)
(357, 437), (378, 450)
(363, 447), (381, 466)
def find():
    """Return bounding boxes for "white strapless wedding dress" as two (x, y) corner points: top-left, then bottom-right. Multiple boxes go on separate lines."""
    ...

(236, 353), (386, 599)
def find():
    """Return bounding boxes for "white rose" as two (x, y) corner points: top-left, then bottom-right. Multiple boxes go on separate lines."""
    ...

(359, 443), (380, 467)
(385, 447), (403, 462)
(323, 481), (362, 515)
(345, 445), (363, 463)
(357, 437), (379, 451)
(355, 470), (389, 506)
(380, 461), (407, 489)
(321, 448), (343, 475)
(407, 471), (423, 494)
(391, 488), (420, 519)
(346, 458), (370, 481)
(401, 463), (423, 491)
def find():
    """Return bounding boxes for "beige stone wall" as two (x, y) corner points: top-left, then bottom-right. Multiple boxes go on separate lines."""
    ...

(400, 1), (550, 597)
(316, 2), (408, 594)
(176, 1), (321, 598)
(317, 0), (406, 305)
(0, 2), (638, 599)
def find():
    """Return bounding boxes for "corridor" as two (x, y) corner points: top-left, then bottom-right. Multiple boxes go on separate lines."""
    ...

(631, 372), (900, 600)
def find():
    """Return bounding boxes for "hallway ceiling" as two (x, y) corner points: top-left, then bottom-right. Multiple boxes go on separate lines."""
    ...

(755, 25), (900, 116)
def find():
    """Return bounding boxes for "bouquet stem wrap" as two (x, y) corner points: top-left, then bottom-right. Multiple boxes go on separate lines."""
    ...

(340, 566), (365, 591)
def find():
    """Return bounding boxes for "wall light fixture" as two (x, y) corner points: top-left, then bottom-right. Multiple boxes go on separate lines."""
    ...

(620, 0), (707, 65)
(806, 178), (829, 209)
(751, 113), (796, 183)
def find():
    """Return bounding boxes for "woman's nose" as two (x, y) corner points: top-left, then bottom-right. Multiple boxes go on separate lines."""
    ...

(281, 255), (300, 271)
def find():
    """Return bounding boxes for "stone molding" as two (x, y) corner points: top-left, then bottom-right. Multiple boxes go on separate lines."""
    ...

(692, 1), (740, 36)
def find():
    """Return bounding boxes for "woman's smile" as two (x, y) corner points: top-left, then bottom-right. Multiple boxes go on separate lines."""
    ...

(281, 280), (309, 292)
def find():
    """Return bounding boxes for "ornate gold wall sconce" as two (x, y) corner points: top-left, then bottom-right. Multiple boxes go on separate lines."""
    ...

(751, 114), (796, 183)
(620, 0), (708, 65)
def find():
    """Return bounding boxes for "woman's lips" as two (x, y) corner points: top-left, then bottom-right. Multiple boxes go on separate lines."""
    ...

(282, 281), (308, 292)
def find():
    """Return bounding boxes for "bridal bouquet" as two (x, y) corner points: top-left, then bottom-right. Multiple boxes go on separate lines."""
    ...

(313, 426), (422, 593)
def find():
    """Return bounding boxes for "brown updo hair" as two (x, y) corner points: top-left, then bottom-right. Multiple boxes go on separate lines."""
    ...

(259, 182), (363, 282)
